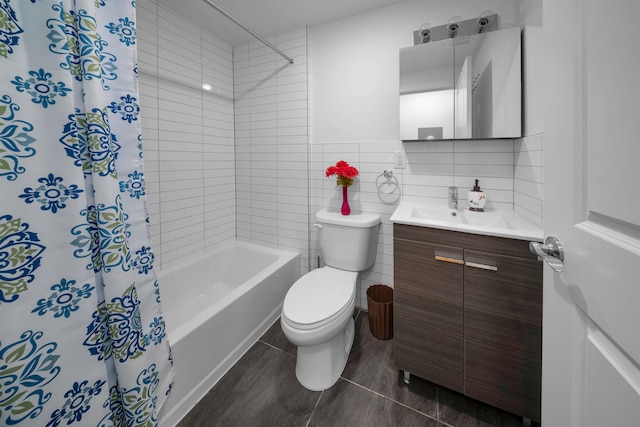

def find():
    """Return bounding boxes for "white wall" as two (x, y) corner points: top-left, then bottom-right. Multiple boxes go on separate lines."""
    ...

(137, 0), (236, 270)
(515, 25), (544, 228)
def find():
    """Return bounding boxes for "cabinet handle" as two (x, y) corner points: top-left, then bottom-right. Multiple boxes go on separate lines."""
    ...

(435, 255), (464, 265)
(465, 261), (498, 271)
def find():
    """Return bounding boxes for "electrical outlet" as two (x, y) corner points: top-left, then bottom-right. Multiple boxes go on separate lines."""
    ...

(393, 151), (405, 169)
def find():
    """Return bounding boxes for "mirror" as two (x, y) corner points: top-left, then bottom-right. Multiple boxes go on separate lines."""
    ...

(399, 27), (521, 140)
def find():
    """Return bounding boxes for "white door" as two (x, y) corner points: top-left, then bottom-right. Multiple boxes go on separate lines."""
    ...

(543, 0), (640, 426)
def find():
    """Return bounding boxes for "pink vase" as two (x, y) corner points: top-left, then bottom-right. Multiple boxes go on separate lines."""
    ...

(341, 185), (351, 215)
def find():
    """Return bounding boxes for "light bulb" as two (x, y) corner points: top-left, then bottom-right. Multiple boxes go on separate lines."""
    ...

(418, 22), (431, 42)
(447, 16), (462, 37)
(448, 16), (462, 26)
(477, 10), (495, 32)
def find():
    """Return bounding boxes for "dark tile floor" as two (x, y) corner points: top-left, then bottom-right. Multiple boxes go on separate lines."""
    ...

(177, 310), (527, 427)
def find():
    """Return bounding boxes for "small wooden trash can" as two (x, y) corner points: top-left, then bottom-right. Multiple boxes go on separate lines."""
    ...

(366, 284), (393, 340)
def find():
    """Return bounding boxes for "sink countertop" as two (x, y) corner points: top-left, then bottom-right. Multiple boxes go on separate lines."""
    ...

(390, 201), (544, 241)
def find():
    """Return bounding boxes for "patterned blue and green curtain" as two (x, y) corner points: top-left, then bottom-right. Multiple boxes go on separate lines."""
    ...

(0, 1), (173, 426)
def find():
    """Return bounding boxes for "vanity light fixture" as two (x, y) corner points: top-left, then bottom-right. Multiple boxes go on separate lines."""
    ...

(412, 13), (499, 45)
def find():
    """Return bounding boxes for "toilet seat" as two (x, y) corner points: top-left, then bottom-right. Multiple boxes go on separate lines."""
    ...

(283, 267), (356, 331)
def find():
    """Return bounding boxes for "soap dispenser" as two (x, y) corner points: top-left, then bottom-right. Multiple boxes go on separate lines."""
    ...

(467, 179), (486, 211)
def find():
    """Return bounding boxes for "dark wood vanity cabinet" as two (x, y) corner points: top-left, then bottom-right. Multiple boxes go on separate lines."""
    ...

(393, 224), (543, 422)
(394, 238), (465, 393)
(463, 249), (542, 421)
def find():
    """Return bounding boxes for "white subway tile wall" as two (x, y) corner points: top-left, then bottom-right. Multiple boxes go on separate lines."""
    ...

(137, 0), (236, 271)
(514, 133), (544, 228)
(233, 28), (310, 276)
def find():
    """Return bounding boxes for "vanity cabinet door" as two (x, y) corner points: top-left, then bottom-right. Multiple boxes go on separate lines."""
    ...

(394, 237), (464, 393)
(463, 250), (543, 422)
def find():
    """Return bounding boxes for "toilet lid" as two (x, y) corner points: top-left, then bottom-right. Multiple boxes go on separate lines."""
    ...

(283, 267), (356, 328)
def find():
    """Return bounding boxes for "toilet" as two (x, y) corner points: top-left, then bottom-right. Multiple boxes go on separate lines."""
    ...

(281, 209), (381, 391)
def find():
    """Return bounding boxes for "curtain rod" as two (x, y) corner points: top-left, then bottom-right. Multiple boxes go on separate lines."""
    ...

(201, 0), (295, 64)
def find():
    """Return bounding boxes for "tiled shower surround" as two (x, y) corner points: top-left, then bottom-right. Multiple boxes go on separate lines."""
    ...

(137, 0), (236, 271)
(233, 29), (311, 275)
(137, 0), (543, 307)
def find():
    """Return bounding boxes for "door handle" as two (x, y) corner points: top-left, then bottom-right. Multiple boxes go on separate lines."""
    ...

(529, 236), (564, 273)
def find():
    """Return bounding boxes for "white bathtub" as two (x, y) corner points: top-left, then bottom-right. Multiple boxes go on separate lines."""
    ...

(157, 240), (300, 426)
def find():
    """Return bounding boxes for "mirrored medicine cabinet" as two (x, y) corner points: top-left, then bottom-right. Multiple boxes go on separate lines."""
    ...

(399, 26), (521, 141)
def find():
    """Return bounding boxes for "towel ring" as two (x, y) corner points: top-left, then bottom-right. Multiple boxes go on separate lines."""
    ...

(376, 170), (399, 195)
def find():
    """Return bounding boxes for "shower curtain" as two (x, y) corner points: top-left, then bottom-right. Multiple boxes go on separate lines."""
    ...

(0, 1), (173, 426)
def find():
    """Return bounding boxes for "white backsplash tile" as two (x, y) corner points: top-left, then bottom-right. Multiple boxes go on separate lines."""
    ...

(514, 134), (544, 228)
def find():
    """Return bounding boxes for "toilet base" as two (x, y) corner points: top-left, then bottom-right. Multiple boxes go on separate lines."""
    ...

(294, 318), (355, 391)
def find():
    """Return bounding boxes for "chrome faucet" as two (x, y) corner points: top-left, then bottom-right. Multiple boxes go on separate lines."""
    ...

(448, 186), (458, 210)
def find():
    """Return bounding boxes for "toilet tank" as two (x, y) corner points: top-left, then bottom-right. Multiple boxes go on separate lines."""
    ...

(315, 209), (381, 272)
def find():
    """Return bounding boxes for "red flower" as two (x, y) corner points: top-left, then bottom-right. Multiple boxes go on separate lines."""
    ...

(326, 160), (359, 187)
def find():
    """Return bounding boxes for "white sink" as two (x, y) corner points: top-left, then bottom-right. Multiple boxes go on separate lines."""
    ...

(410, 205), (460, 222)
(411, 206), (515, 229)
(392, 201), (543, 241)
